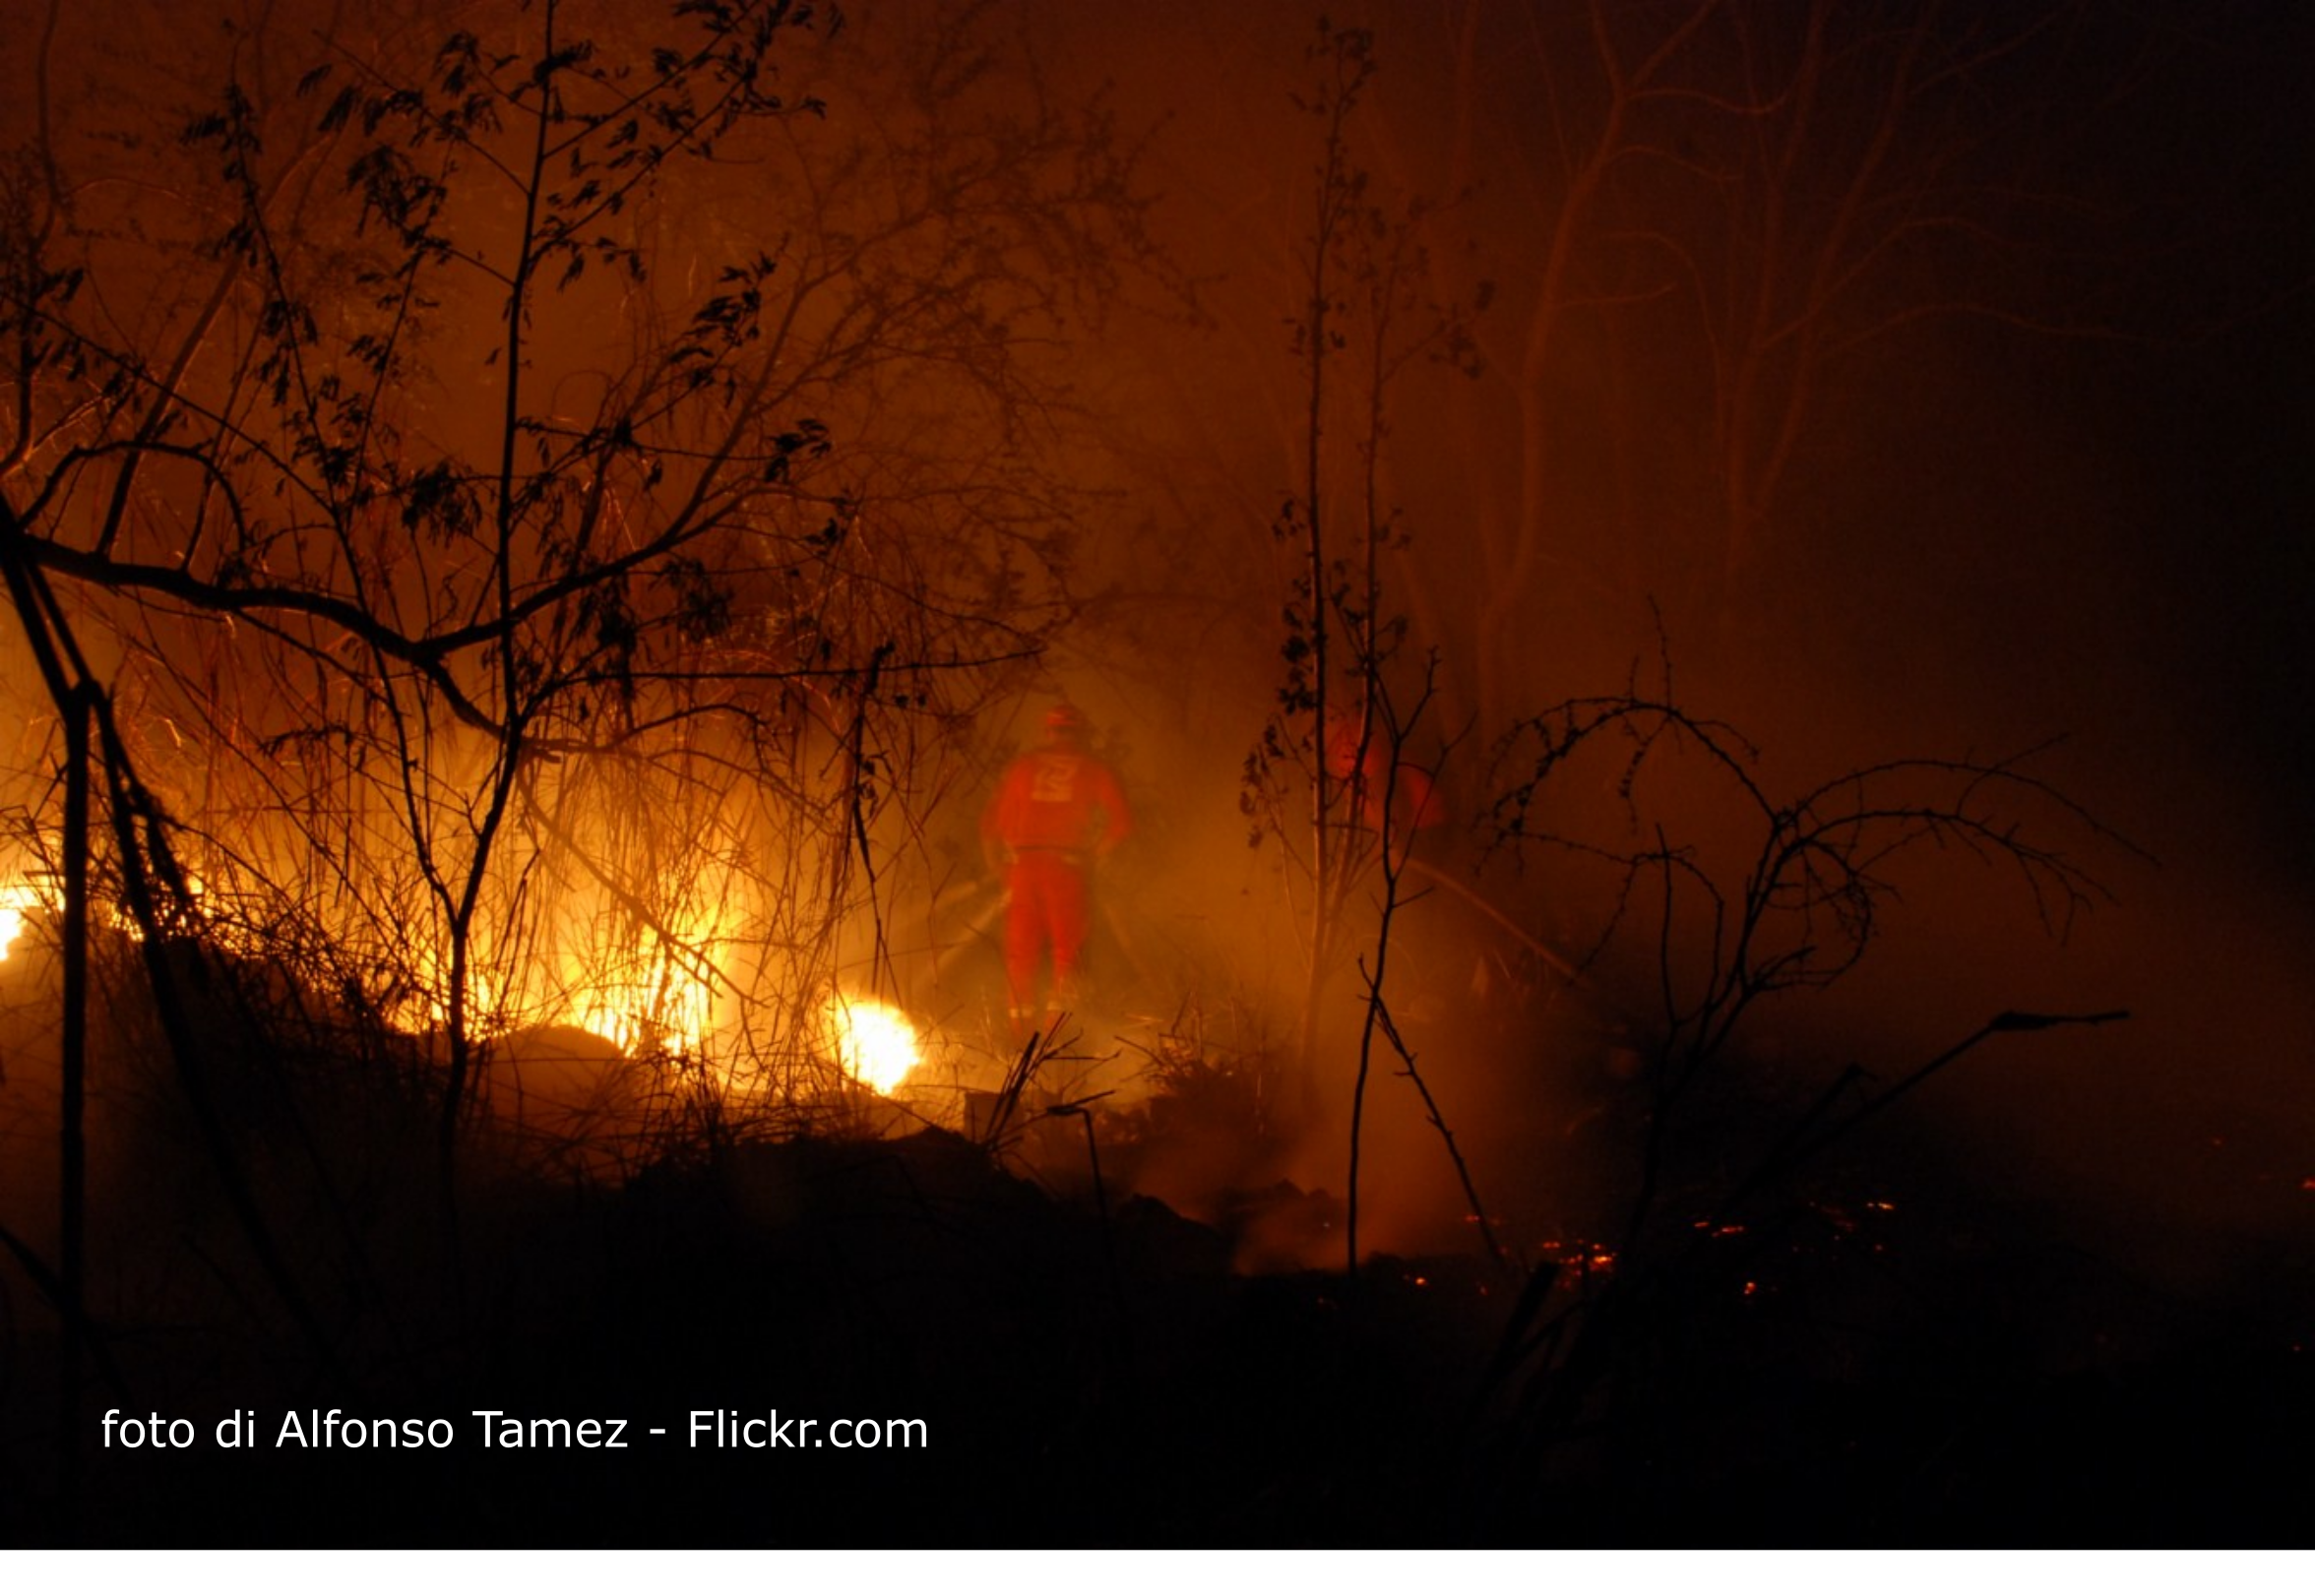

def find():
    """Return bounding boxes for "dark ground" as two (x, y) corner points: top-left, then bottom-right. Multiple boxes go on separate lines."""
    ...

(7, 1062), (2310, 1548)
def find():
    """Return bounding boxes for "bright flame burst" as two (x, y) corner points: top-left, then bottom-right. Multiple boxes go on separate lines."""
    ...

(0, 882), (37, 962)
(824, 995), (920, 1095)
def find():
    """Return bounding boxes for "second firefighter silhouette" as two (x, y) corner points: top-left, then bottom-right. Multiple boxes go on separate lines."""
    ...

(980, 703), (1133, 1038)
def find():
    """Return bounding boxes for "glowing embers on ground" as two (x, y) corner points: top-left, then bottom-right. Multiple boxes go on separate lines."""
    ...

(822, 993), (921, 1095)
(1535, 1237), (1619, 1278)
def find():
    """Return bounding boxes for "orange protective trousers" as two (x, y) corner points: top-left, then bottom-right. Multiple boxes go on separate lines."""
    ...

(1003, 850), (1089, 1018)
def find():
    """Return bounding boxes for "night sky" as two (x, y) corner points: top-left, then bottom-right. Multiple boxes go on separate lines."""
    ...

(2, 0), (2311, 1546)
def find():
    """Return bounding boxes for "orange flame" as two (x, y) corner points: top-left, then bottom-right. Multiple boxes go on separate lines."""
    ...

(824, 995), (920, 1094)
(0, 883), (35, 962)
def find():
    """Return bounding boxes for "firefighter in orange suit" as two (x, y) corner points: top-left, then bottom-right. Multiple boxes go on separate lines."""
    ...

(1324, 709), (1443, 851)
(980, 704), (1132, 1037)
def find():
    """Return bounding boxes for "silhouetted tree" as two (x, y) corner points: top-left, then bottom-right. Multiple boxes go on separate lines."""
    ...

(1321, 0), (2239, 722)
(0, 0), (1150, 1244)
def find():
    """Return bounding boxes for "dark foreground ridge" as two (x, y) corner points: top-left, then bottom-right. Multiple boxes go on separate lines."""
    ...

(12, 1124), (2312, 1547)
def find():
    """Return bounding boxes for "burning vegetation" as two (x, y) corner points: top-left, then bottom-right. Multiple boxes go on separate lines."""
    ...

(2, 0), (2311, 1548)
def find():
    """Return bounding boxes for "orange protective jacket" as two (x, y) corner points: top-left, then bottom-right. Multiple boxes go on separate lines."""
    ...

(981, 749), (1132, 858)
